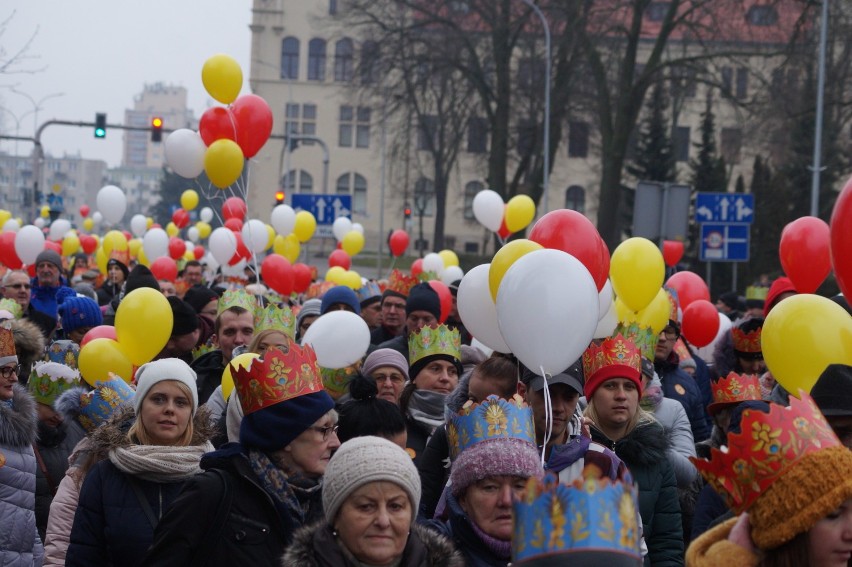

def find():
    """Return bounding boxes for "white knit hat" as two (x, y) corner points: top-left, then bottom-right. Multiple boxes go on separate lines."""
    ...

(133, 358), (199, 415)
(322, 436), (421, 523)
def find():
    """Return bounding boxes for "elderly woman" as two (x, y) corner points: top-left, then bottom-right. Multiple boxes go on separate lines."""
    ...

(360, 348), (409, 405)
(144, 338), (340, 565)
(66, 359), (214, 567)
(283, 436), (464, 567)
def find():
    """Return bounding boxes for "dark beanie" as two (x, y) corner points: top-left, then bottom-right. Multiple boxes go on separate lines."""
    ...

(239, 390), (334, 451)
(35, 249), (63, 271)
(320, 286), (361, 315)
(107, 258), (129, 279)
(57, 296), (103, 332)
(124, 264), (160, 296)
(183, 286), (220, 314)
(718, 291), (742, 311)
(812, 364), (852, 417)
(405, 283), (440, 320)
(728, 400), (770, 434)
(168, 296), (199, 336)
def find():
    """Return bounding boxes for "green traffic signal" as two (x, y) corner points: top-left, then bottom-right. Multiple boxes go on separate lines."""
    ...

(95, 113), (107, 139)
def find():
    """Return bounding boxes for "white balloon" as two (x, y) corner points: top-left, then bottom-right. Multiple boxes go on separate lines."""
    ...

(184, 240), (194, 252)
(143, 228), (169, 260)
(209, 227), (238, 265)
(221, 258), (247, 277)
(352, 223), (364, 235)
(14, 225), (45, 264)
(270, 204), (296, 236)
(3, 219), (20, 233)
(48, 219), (71, 241)
(332, 216), (353, 242)
(422, 252), (444, 276)
(594, 300), (619, 340)
(187, 226), (200, 243)
(457, 264), (511, 353)
(200, 207), (214, 223)
(241, 219), (268, 254)
(130, 214), (148, 238)
(695, 312), (733, 363)
(92, 211), (103, 224)
(301, 311), (371, 369)
(472, 189), (505, 233)
(96, 185), (127, 224)
(203, 251), (220, 273)
(470, 338), (494, 358)
(164, 129), (206, 179)
(33, 218), (46, 229)
(497, 249), (599, 375)
(441, 265), (464, 285)
(598, 280), (614, 321)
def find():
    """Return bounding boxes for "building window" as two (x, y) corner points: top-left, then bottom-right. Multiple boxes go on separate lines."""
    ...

(336, 173), (368, 214)
(467, 117), (488, 153)
(338, 105), (371, 148)
(281, 170), (314, 194)
(568, 121), (589, 158)
(308, 38), (326, 81)
(414, 177), (435, 217)
(285, 103), (317, 138)
(464, 181), (483, 220)
(517, 58), (545, 90)
(281, 37), (299, 80)
(464, 242), (479, 254)
(674, 126), (691, 162)
(565, 185), (586, 214)
(646, 2), (670, 22)
(670, 66), (697, 99)
(418, 115), (438, 151)
(361, 41), (380, 84)
(721, 127), (743, 164)
(329, 0), (338, 15)
(735, 68), (748, 99)
(746, 5), (778, 26)
(334, 38), (354, 82)
(721, 66), (733, 95)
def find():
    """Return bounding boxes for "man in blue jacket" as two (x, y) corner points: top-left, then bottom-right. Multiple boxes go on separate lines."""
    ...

(29, 250), (75, 321)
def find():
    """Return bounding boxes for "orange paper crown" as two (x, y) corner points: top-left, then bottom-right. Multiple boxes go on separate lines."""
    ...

(582, 333), (642, 385)
(732, 325), (762, 353)
(230, 340), (324, 415)
(708, 372), (762, 415)
(108, 248), (130, 266)
(387, 269), (418, 297)
(691, 392), (841, 514)
(0, 323), (17, 365)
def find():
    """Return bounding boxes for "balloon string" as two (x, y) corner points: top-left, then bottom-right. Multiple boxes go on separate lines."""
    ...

(540, 364), (552, 469)
(387, 255), (397, 279)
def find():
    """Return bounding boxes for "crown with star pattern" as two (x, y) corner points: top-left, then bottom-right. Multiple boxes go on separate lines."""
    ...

(447, 394), (536, 460)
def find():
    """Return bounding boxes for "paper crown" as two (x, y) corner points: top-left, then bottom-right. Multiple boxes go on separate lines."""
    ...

(191, 342), (215, 361)
(306, 281), (335, 299)
(387, 269), (418, 297)
(320, 364), (359, 400)
(217, 289), (259, 316)
(356, 280), (382, 303)
(47, 340), (80, 369)
(691, 392), (840, 514)
(0, 323), (17, 366)
(78, 375), (136, 432)
(582, 334), (642, 385)
(512, 470), (642, 564)
(408, 324), (461, 368)
(614, 322), (656, 361)
(664, 287), (681, 324)
(447, 394), (536, 460)
(0, 298), (23, 319)
(746, 285), (769, 301)
(231, 340), (324, 415)
(108, 248), (130, 266)
(732, 324), (762, 354)
(708, 372), (762, 415)
(254, 303), (295, 338)
(29, 361), (81, 406)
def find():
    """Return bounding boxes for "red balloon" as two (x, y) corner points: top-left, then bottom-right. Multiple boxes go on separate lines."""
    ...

(222, 197), (247, 221)
(497, 205), (512, 239)
(411, 258), (423, 278)
(328, 249), (351, 270)
(121, 230), (132, 241)
(0, 232), (22, 269)
(261, 254), (294, 296)
(168, 237), (186, 260)
(529, 209), (609, 291)
(662, 240), (685, 268)
(389, 230), (409, 257)
(427, 280), (452, 323)
(780, 216), (831, 294)
(81, 325), (117, 348)
(831, 177), (852, 298)
(193, 245), (205, 260)
(680, 300), (720, 348)
(27, 263), (36, 277)
(231, 94), (274, 159)
(79, 205), (90, 218)
(229, 233), (251, 266)
(224, 217), (243, 232)
(79, 234), (97, 255)
(665, 271), (710, 311)
(150, 256), (178, 282)
(44, 240), (62, 254)
(199, 106), (237, 147)
(172, 208), (190, 229)
(293, 262), (313, 293)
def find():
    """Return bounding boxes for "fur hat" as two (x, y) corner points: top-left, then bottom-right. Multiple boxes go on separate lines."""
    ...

(134, 358), (199, 415)
(57, 296), (102, 333)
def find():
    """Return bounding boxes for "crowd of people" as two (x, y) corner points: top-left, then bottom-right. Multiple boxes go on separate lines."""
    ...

(1, 247), (851, 567)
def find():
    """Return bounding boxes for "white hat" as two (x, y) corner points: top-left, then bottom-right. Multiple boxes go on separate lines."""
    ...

(133, 358), (199, 415)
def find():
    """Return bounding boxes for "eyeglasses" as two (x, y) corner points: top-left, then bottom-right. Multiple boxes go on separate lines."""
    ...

(374, 373), (405, 385)
(310, 424), (339, 441)
(383, 302), (406, 311)
(4, 283), (30, 290)
(0, 365), (21, 378)
(661, 327), (679, 340)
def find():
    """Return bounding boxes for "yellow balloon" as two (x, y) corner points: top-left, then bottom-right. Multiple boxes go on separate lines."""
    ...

(146, 217), (154, 229)
(166, 222), (179, 238)
(183, 250), (195, 261)
(265, 224), (275, 250)
(438, 249), (460, 268)
(0, 210), (10, 226)
(505, 195), (536, 233)
(636, 289), (670, 335)
(326, 266), (346, 284)
(196, 221), (212, 239)
(83, 218), (94, 232)
(610, 237), (664, 312)
(115, 288), (173, 366)
(137, 246), (149, 267)
(201, 54), (243, 105)
(180, 189), (199, 211)
(96, 246), (108, 274)
(128, 238), (142, 258)
(102, 230), (128, 255)
(342, 270), (361, 289)
(293, 211), (316, 243)
(763, 294), (852, 396)
(273, 234), (300, 263)
(40, 205), (50, 218)
(62, 234), (80, 256)
(222, 353), (260, 401)
(78, 339), (134, 387)
(204, 139), (245, 189)
(488, 239), (543, 301)
(341, 231), (365, 256)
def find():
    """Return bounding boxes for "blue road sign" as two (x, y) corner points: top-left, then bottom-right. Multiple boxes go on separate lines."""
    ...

(700, 223), (750, 262)
(695, 192), (754, 224)
(291, 193), (352, 238)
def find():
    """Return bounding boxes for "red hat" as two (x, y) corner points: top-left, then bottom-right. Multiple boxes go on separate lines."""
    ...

(582, 334), (642, 399)
(763, 277), (796, 318)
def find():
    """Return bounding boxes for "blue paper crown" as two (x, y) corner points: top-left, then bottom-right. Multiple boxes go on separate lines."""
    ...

(512, 472), (642, 564)
(78, 375), (136, 432)
(447, 394), (536, 460)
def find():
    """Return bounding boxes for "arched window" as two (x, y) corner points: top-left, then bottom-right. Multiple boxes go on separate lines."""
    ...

(281, 170), (314, 194)
(281, 37), (299, 80)
(565, 185), (586, 214)
(336, 172), (368, 214)
(464, 181), (483, 220)
(334, 38), (354, 82)
(308, 38), (326, 81)
(361, 41), (379, 84)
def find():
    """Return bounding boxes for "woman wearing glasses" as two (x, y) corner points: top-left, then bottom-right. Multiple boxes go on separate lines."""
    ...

(144, 338), (341, 566)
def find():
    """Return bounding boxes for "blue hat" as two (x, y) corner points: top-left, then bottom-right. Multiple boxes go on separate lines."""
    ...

(321, 286), (361, 315)
(58, 296), (103, 333)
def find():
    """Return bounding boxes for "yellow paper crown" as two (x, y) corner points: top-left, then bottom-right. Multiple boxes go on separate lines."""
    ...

(408, 324), (461, 368)
(0, 298), (23, 319)
(254, 303), (295, 338)
(613, 322), (656, 361)
(0, 323), (17, 365)
(217, 289), (259, 316)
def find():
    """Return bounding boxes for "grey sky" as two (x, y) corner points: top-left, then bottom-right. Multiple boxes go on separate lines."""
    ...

(0, 1), (251, 167)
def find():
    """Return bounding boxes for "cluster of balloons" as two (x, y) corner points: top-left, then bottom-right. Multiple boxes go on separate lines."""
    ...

(411, 250), (464, 286)
(164, 54), (274, 188)
(472, 189), (536, 239)
(325, 216), (366, 280)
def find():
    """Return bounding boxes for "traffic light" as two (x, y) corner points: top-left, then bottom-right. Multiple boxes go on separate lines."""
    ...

(94, 113), (107, 138)
(151, 117), (163, 142)
(404, 205), (412, 220)
(275, 190), (285, 204)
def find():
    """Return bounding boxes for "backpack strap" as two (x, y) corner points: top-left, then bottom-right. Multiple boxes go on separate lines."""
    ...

(127, 475), (159, 530)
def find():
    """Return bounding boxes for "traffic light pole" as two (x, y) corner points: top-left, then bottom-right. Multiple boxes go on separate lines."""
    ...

(271, 133), (330, 193)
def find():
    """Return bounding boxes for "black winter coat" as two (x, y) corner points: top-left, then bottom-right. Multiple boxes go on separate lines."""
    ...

(191, 350), (226, 405)
(591, 420), (684, 567)
(34, 420), (86, 540)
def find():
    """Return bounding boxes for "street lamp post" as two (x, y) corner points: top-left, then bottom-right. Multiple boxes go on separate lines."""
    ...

(414, 182), (433, 258)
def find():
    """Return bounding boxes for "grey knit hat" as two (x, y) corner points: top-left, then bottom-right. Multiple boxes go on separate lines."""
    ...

(361, 348), (409, 382)
(322, 436), (421, 523)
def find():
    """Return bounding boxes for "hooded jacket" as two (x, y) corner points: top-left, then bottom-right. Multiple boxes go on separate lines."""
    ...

(29, 275), (76, 321)
(8, 317), (46, 386)
(0, 386), (45, 567)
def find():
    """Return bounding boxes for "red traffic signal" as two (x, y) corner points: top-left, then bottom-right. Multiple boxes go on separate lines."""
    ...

(275, 191), (285, 203)
(404, 207), (412, 218)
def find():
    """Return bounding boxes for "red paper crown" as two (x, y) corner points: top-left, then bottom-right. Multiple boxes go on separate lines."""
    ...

(691, 392), (841, 514)
(732, 325), (762, 353)
(0, 324), (17, 364)
(387, 269), (418, 297)
(108, 248), (130, 266)
(582, 333), (642, 385)
(230, 340), (324, 415)
(708, 372), (762, 415)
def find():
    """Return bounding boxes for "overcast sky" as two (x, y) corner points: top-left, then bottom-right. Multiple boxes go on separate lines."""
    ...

(0, 1), (251, 167)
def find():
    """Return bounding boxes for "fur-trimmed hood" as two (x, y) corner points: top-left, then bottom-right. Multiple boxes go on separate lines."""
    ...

(591, 417), (670, 468)
(8, 317), (46, 376)
(0, 385), (38, 447)
(283, 521), (465, 567)
(88, 403), (215, 455)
